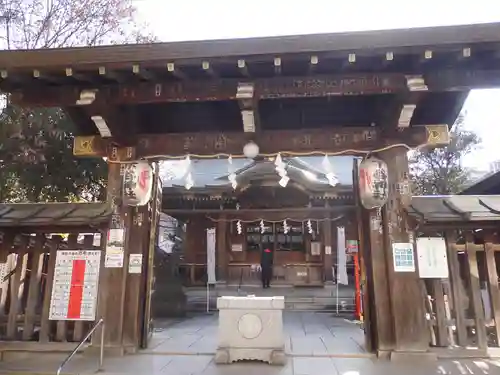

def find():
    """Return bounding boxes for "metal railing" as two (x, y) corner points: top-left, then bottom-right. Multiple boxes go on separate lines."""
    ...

(56, 318), (105, 375)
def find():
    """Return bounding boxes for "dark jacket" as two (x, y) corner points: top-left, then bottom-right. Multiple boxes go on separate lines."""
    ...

(261, 248), (273, 269)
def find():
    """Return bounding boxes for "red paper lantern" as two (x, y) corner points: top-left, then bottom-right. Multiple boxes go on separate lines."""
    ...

(358, 157), (389, 209)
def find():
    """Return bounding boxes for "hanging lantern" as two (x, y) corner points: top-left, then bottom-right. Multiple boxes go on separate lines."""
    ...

(358, 156), (389, 210)
(123, 161), (154, 207)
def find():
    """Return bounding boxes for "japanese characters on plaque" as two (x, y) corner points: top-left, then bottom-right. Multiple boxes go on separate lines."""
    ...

(258, 75), (399, 98)
(115, 74), (401, 103)
(49, 250), (101, 321)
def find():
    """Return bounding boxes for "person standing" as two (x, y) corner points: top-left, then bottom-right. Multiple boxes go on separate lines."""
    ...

(261, 247), (273, 288)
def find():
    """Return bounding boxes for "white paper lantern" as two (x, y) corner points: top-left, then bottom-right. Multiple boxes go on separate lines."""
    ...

(123, 161), (154, 206)
(243, 141), (259, 159)
(358, 157), (389, 210)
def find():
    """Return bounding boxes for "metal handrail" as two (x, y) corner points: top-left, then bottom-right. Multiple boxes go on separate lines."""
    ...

(56, 318), (105, 375)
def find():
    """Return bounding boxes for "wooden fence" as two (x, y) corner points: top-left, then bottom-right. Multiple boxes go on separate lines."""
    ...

(0, 230), (102, 344)
(420, 228), (500, 350)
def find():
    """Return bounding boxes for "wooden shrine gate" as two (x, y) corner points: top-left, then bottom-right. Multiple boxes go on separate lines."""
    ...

(3, 22), (500, 358)
(408, 195), (500, 356)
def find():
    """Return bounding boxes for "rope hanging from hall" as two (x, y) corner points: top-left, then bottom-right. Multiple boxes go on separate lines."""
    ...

(105, 141), (420, 163)
(205, 214), (345, 223)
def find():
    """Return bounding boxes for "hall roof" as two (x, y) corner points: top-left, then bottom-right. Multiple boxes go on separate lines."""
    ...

(408, 195), (500, 223)
(460, 171), (500, 195)
(1, 22), (500, 90)
(0, 202), (111, 229)
(1, 22), (500, 71)
(160, 156), (355, 191)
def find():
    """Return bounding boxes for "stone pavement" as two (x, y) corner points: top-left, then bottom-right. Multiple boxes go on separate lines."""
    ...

(2, 312), (500, 374)
(148, 311), (367, 356)
(2, 353), (500, 375)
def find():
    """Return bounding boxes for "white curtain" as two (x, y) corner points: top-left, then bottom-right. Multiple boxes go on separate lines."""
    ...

(337, 227), (348, 285)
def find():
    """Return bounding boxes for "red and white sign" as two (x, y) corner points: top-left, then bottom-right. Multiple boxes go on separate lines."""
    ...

(49, 250), (101, 321)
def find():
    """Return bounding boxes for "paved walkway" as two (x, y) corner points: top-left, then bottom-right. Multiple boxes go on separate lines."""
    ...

(148, 312), (367, 356)
(2, 354), (500, 375)
(2, 312), (500, 374)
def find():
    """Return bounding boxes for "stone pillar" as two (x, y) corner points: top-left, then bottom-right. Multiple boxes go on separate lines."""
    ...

(379, 147), (428, 353)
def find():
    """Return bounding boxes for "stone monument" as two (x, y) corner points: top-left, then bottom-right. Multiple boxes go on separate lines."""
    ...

(215, 295), (286, 365)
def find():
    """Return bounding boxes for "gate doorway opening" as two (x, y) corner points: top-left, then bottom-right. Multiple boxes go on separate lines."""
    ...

(146, 156), (373, 355)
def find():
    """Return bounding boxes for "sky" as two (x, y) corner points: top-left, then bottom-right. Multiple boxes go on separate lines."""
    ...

(132, 0), (500, 171)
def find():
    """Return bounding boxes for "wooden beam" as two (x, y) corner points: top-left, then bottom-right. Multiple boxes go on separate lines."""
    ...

(419, 49), (434, 65)
(98, 66), (125, 83)
(167, 62), (187, 80)
(202, 61), (217, 77)
(394, 92), (424, 129)
(65, 68), (92, 83)
(163, 206), (352, 214)
(132, 64), (154, 80)
(274, 57), (282, 75)
(11, 72), (409, 107)
(236, 82), (259, 133)
(382, 51), (395, 67)
(238, 59), (249, 77)
(32, 69), (62, 84)
(308, 55), (319, 74)
(73, 124), (449, 158)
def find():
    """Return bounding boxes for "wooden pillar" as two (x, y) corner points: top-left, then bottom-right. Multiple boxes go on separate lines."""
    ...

(97, 147), (137, 354)
(216, 213), (228, 281)
(365, 209), (394, 352)
(122, 204), (150, 350)
(323, 214), (333, 283)
(379, 147), (428, 352)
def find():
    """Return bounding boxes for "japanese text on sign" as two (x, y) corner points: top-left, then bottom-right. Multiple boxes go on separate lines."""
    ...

(49, 250), (101, 321)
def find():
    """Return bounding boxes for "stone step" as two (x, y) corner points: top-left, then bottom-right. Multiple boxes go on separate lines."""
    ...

(186, 297), (356, 313)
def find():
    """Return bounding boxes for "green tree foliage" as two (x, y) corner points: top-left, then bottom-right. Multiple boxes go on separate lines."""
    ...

(409, 113), (481, 195)
(0, 0), (155, 202)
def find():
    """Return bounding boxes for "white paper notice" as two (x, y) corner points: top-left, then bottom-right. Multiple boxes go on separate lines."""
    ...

(105, 228), (125, 268)
(206, 228), (216, 285)
(392, 243), (415, 272)
(231, 244), (243, 252)
(337, 227), (348, 285)
(0, 262), (8, 287)
(311, 242), (321, 256)
(416, 237), (449, 279)
(325, 246), (332, 255)
(49, 250), (101, 321)
(128, 254), (143, 274)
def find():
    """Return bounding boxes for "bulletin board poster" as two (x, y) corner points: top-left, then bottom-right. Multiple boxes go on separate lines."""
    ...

(416, 237), (449, 279)
(49, 250), (101, 321)
(392, 243), (415, 272)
